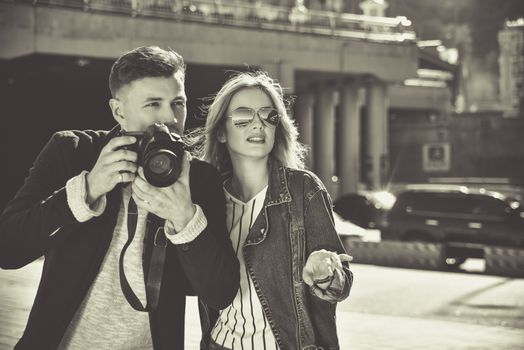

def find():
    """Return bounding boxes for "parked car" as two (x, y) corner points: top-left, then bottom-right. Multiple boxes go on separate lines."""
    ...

(333, 212), (382, 242)
(381, 184), (524, 264)
(333, 191), (395, 229)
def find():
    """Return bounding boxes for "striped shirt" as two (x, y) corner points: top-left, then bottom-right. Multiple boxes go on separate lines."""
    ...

(210, 186), (279, 350)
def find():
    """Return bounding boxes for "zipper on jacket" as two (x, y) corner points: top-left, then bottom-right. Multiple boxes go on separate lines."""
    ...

(288, 217), (302, 349)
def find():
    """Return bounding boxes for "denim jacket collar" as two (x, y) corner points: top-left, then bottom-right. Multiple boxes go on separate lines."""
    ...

(244, 158), (291, 246)
(266, 157), (292, 207)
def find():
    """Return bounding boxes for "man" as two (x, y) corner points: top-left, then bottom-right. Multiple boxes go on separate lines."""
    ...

(0, 46), (239, 349)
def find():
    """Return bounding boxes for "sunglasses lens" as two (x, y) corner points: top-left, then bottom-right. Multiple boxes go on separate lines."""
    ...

(259, 108), (280, 127)
(231, 108), (254, 128)
(230, 107), (280, 128)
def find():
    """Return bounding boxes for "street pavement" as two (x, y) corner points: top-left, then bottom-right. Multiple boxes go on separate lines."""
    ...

(1, 259), (523, 349)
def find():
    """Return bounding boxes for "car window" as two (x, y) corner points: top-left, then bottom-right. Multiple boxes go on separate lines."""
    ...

(399, 192), (466, 214)
(395, 191), (511, 218)
(467, 196), (509, 217)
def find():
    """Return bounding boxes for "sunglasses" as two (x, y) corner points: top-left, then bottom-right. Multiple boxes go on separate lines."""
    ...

(227, 107), (281, 128)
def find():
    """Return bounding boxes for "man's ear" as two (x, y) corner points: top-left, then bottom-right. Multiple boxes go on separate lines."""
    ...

(109, 98), (124, 127)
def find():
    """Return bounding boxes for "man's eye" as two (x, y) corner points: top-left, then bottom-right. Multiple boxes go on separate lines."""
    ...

(145, 102), (159, 108)
(173, 101), (186, 108)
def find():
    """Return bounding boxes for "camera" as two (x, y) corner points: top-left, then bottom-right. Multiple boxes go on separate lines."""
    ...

(121, 123), (186, 187)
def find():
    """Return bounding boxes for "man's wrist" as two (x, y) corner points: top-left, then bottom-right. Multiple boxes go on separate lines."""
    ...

(169, 204), (197, 232)
(85, 172), (97, 206)
(165, 204), (207, 245)
(66, 171), (106, 222)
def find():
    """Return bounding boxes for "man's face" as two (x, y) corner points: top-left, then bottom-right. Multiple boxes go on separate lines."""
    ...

(110, 72), (187, 133)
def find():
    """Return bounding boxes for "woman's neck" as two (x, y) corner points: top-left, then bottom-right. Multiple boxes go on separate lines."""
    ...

(228, 157), (269, 202)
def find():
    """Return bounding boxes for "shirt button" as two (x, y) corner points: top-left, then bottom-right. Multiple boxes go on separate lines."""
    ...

(260, 228), (265, 233)
(181, 244), (189, 252)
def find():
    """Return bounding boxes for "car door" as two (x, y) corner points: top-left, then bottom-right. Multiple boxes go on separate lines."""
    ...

(435, 194), (479, 243)
(469, 196), (516, 246)
(402, 193), (454, 241)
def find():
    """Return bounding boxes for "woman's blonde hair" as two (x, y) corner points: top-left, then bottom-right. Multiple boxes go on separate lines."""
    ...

(199, 71), (306, 176)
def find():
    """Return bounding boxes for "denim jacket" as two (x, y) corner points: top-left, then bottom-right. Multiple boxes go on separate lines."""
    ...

(201, 159), (353, 350)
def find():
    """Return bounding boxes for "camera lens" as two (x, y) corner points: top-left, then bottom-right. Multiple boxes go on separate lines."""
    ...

(139, 124), (185, 187)
(147, 150), (177, 176)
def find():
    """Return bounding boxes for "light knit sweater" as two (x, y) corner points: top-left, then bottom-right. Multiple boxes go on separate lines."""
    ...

(57, 171), (206, 349)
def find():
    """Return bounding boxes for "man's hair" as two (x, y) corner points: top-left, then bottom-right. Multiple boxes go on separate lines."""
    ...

(109, 46), (186, 97)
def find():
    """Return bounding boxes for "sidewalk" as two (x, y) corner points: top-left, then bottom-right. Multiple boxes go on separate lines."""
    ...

(335, 310), (524, 350)
(184, 297), (524, 350)
(1, 260), (523, 349)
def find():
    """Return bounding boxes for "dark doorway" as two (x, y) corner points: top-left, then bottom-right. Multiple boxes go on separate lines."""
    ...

(0, 54), (249, 211)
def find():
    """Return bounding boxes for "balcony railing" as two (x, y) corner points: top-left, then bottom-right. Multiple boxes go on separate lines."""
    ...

(8, 0), (417, 42)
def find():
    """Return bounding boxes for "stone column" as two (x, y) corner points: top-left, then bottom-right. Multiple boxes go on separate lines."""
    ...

(314, 84), (337, 196)
(365, 81), (389, 190)
(294, 90), (315, 169)
(260, 61), (295, 93)
(338, 80), (361, 195)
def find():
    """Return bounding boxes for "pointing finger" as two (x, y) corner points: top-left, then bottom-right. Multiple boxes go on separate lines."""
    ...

(339, 254), (353, 263)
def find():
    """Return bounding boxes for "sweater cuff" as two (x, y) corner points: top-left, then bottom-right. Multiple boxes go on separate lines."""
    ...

(65, 171), (107, 223)
(164, 204), (207, 245)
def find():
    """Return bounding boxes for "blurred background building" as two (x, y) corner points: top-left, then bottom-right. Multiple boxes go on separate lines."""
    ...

(385, 0), (524, 193)
(498, 18), (524, 118)
(1, 0), (524, 210)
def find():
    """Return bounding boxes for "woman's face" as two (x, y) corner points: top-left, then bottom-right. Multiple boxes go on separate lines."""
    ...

(222, 87), (278, 163)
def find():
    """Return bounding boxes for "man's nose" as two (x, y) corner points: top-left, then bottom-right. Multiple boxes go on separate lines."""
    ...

(158, 106), (178, 125)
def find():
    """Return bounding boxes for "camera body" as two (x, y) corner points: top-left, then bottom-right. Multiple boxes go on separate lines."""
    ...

(121, 123), (186, 187)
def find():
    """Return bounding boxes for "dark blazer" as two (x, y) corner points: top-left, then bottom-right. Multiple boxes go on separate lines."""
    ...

(0, 126), (240, 350)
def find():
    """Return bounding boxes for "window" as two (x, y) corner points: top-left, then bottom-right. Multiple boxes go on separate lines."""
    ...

(467, 196), (508, 217)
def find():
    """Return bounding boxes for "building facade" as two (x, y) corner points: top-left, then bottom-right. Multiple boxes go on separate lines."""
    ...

(0, 0), (418, 208)
(498, 18), (524, 118)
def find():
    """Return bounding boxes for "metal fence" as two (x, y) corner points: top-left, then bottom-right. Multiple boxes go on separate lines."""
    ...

(9, 0), (416, 42)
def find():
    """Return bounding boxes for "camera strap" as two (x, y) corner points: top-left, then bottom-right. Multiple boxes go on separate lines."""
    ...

(119, 197), (167, 312)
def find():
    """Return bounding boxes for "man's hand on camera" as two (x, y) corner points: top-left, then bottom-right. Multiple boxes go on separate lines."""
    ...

(131, 151), (196, 232)
(86, 136), (138, 205)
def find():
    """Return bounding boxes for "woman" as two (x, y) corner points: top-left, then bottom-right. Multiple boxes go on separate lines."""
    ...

(200, 71), (353, 350)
